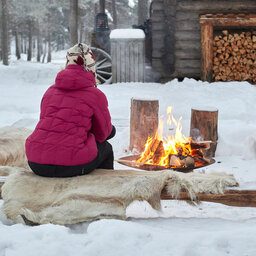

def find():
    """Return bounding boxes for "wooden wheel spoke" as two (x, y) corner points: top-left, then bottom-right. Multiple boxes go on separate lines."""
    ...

(97, 70), (112, 76)
(97, 74), (107, 82)
(96, 57), (108, 67)
(97, 64), (112, 69)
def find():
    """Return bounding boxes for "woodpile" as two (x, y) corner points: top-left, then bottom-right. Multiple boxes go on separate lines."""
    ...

(213, 30), (256, 83)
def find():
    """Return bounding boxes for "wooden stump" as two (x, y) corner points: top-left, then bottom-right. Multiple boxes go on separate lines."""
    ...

(129, 98), (159, 153)
(190, 107), (218, 157)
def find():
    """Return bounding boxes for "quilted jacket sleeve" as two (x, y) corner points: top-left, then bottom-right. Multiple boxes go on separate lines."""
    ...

(91, 89), (113, 143)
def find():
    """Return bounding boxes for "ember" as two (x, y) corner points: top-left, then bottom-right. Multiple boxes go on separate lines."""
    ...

(136, 107), (211, 169)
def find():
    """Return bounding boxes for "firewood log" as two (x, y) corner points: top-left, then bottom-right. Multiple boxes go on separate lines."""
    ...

(213, 30), (256, 84)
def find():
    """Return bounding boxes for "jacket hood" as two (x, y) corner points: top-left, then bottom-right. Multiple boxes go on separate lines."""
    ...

(54, 65), (96, 90)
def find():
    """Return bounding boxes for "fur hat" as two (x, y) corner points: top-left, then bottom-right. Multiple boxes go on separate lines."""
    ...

(66, 43), (98, 84)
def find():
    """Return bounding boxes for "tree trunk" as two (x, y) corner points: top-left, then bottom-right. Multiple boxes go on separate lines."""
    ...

(137, 0), (148, 25)
(111, 0), (117, 29)
(42, 40), (47, 63)
(69, 0), (78, 46)
(47, 15), (51, 63)
(27, 19), (32, 61)
(190, 108), (218, 157)
(14, 30), (21, 60)
(21, 37), (24, 53)
(99, 0), (105, 13)
(36, 20), (41, 62)
(79, 16), (84, 43)
(1, 0), (9, 65)
(94, 3), (98, 14)
(129, 99), (159, 153)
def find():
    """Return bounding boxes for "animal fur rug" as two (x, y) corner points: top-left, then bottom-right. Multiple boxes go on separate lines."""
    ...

(1, 167), (238, 225)
(0, 126), (31, 173)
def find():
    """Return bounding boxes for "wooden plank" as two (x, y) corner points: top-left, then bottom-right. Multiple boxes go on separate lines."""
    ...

(175, 30), (201, 41)
(139, 40), (145, 82)
(152, 31), (166, 40)
(176, 0), (256, 11)
(134, 43), (139, 81)
(151, 39), (165, 50)
(120, 41), (126, 82)
(152, 22), (166, 31)
(176, 10), (200, 21)
(125, 42), (130, 82)
(176, 20), (200, 31)
(151, 1), (164, 11)
(174, 68), (200, 78)
(151, 10), (166, 22)
(110, 41), (117, 83)
(129, 41), (135, 81)
(161, 188), (256, 208)
(201, 23), (213, 82)
(116, 40), (121, 82)
(175, 49), (200, 60)
(175, 59), (201, 69)
(175, 40), (201, 51)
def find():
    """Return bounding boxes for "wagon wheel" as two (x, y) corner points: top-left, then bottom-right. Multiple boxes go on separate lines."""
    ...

(90, 47), (112, 84)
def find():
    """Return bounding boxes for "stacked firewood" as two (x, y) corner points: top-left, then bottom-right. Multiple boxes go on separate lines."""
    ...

(213, 30), (256, 84)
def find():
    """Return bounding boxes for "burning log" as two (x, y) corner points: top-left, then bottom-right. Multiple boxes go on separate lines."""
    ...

(169, 146), (195, 169)
(129, 99), (159, 153)
(213, 30), (256, 84)
(190, 108), (218, 157)
(137, 138), (165, 164)
(152, 140), (165, 163)
(169, 155), (195, 169)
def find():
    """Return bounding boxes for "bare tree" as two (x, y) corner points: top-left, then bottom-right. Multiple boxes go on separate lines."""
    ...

(70, 0), (78, 45)
(14, 29), (21, 59)
(36, 19), (41, 62)
(47, 14), (51, 62)
(112, 0), (117, 28)
(1, 0), (9, 65)
(27, 18), (33, 61)
(138, 0), (148, 25)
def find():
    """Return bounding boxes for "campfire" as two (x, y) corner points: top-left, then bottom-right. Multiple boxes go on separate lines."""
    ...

(118, 107), (214, 172)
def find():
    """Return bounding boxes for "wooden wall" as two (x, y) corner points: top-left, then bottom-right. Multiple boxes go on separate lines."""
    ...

(151, 0), (256, 81)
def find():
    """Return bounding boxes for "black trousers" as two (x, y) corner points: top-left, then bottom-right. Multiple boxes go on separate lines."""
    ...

(28, 126), (116, 178)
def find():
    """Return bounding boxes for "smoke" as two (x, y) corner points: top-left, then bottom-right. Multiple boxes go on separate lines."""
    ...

(190, 128), (204, 142)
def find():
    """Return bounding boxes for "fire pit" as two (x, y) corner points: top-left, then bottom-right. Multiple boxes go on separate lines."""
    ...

(117, 146), (215, 173)
(118, 107), (216, 172)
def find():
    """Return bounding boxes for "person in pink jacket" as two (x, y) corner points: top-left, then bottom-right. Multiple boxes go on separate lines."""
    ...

(25, 43), (115, 177)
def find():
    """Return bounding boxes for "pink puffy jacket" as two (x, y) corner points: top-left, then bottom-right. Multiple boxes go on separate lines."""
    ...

(25, 65), (113, 166)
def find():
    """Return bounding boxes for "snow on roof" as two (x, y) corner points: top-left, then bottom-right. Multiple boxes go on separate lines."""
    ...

(110, 29), (145, 39)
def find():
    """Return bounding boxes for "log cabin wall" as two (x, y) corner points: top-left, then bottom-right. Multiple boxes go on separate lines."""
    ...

(150, 0), (256, 82)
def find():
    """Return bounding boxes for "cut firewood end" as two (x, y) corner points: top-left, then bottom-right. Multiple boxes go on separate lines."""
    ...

(213, 30), (256, 84)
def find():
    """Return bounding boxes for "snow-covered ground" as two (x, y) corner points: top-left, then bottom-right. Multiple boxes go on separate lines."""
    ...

(0, 53), (256, 255)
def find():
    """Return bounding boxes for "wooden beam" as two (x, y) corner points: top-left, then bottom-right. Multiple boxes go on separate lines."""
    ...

(201, 23), (213, 82)
(200, 13), (256, 27)
(161, 188), (256, 207)
(1, 179), (256, 207)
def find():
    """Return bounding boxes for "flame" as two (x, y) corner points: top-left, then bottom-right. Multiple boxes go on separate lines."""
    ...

(137, 107), (193, 168)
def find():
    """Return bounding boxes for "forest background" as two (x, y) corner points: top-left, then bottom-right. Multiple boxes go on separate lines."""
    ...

(0, 0), (150, 65)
